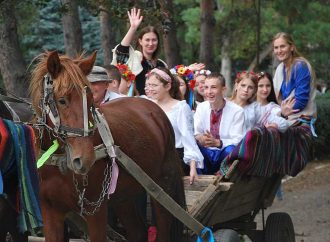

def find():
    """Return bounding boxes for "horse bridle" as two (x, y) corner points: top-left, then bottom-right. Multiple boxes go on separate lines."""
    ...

(39, 74), (96, 139)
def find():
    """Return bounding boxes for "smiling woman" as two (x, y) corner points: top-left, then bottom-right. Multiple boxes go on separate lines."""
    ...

(272, 32), (317, 128)
(230, 71), (288, 133)
(111, 8), (167, 95)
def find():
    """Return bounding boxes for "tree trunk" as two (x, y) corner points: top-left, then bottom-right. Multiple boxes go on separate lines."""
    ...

(100, 7), (116, 65)
(61, 0), (83, 58)
(200, 0), (215, 70)
(248, 43), (273, 71)
(159, 0), (182, 67)
(220, 36), (232, 97)
(0, 1), (28, 97)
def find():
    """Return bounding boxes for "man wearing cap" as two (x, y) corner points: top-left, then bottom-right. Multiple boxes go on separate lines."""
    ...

(87, 66), (122, 107)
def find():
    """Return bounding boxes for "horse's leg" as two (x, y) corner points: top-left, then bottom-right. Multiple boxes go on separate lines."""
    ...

(0, 196), (9, 241)
(10, 231), (28, 242)
(151, 154), (185, 242)
(111, 199), (147, 242)
(85, 202), (107, 242)
(41, 202), (66, 242)
(150, 199), (174, 242)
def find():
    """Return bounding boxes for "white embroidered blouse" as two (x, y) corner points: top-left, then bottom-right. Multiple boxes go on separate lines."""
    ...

(165, 100), (204, 169)
(244, 102), (288, 133)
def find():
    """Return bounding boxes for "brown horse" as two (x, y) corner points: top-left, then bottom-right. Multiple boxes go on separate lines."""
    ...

(29, 51), (185, 242)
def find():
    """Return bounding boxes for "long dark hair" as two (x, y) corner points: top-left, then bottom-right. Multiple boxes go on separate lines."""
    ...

(257, 71), (278, 104)
(136, 26), (161, 59)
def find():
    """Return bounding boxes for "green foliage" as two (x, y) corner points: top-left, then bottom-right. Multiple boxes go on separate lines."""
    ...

(2, 0), (329, 81)
(19, 0), (104, 63)
(80, 7), (102, 63)
(20, 0), (64, 60)
(179, 7), (200, 63)
(270, 1), (330, 80)
(314, 93), (330, 159)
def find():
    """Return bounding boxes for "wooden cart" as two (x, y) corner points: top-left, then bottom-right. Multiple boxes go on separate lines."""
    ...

(59, 159), (295, 242)
(183, 161), (295, 242)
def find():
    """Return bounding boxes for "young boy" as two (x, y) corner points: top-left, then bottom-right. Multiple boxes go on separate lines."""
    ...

(194, 73), (245, 174)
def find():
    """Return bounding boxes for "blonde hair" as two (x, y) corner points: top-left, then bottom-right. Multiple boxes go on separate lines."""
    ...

(230, 71), (258, 104)
(273, 32), (315, 82)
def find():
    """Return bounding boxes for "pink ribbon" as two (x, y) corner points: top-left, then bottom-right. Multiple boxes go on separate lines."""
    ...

(108, 159), (119, 198)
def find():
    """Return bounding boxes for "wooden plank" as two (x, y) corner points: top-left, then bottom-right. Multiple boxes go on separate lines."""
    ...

(218, 182), (234, 192)
(28, 237), (85, 242)
(183, 175), (219, 192)
(185, 190), (203, 208)
(222, 189), (261, 210)
(188, 183), (217, 215)
(196, 176), (273, 226)
(208, 201), (259, 225)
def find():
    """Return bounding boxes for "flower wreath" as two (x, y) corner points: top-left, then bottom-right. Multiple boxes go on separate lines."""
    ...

(170, 64), (196, 90)
(236, 71), (257, 79)
(170, 64), (197, 110)
(194, 69), (211, 76)
(116, 63), (136, 82)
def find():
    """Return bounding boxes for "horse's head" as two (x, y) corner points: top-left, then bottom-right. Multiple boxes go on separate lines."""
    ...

(30, 50), (98, 175)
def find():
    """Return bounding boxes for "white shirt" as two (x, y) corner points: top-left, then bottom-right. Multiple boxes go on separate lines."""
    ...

(259, 102), (288, 132)
(165, 100), (204, 169)
(102, 90), (125, 103)
(194, 100), (245, 148)
(244, 102), (288, 133)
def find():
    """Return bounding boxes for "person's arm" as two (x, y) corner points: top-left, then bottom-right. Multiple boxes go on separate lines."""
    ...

(179, 104), (203, 184)
(188, 63), (205, 72)
(292, 62), (311, 110)
(230, 109), (245, 146)
(121, 8), (143, 47)
(269, 105), (289, 132)
(194, 104), (204, 137)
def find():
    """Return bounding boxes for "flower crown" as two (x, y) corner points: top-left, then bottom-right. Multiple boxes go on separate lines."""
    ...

(236, 71), (257, 79)
(170, 64), (196, 90)
(194, 69), (211, 76)
(116, 63), (136, 82)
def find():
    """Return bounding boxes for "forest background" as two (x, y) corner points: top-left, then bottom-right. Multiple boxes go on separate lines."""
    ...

(0, 0), (330, 157)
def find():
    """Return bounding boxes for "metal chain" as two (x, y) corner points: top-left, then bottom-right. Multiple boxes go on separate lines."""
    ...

(73, 159), (114, 216)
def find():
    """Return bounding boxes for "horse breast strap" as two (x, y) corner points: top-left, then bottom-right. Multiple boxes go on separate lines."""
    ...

(92, 108), (117, 159)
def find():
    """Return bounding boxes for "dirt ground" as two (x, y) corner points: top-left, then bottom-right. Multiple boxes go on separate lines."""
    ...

(254, 160), (330, 242)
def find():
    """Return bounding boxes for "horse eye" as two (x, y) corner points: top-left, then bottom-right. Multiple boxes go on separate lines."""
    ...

(58, 98), (67, 106)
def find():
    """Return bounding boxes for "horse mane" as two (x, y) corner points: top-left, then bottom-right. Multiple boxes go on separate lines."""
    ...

(29, 51), (91, 116)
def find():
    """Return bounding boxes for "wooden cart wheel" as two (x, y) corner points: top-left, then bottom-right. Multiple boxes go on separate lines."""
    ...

(265, 212), (295, 242)
(213, 229), (240, 242)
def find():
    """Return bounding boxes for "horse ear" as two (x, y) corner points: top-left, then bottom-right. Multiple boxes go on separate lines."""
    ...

(47, 51), (62, 79)
(79, 51), (97, 76)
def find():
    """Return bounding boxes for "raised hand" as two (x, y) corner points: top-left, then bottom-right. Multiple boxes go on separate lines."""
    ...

(280, 97), (300, 118)
(127, 8), (143, 30)
(188, 63), (206, 72)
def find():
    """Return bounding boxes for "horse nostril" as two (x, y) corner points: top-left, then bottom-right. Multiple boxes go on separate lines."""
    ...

(72, 158), (83, 171)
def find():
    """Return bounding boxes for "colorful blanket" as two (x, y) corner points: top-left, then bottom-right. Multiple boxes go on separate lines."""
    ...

(0, 118), (43, 233)
(219, 125), (313, 177)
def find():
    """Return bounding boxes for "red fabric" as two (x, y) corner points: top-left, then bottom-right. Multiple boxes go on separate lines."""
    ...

(0, 118), (9, 162)
(148, 226), (157, 242)
(210, 109), (223, 140)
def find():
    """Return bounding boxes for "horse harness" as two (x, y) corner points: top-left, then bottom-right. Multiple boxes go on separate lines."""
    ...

(38, 74), (119, 216)
(37, 74), (210, 239)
